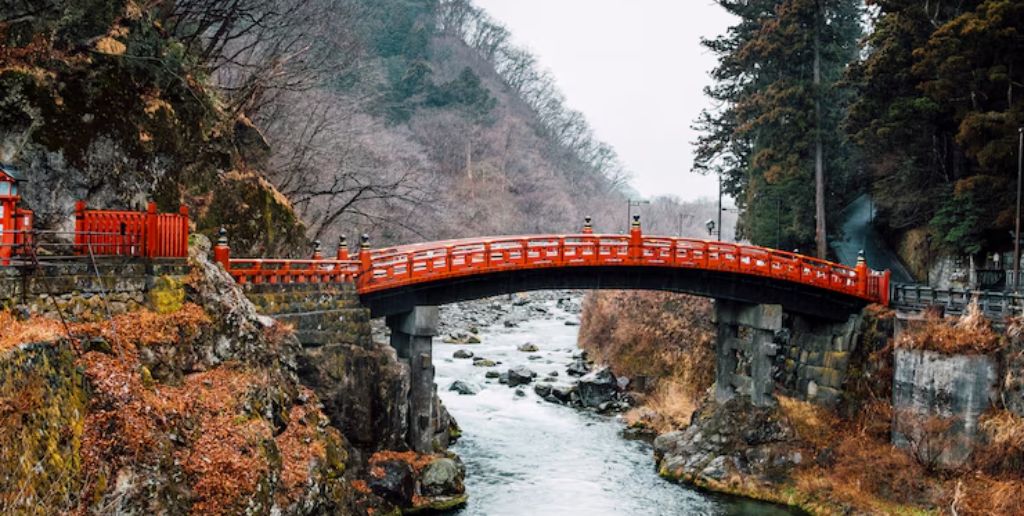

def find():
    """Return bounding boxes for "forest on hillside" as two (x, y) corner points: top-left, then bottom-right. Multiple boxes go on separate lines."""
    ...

(0, 0), (733, 255)
(696, 0), (1023, 275)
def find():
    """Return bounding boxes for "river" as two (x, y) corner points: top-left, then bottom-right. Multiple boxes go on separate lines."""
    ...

(434, 296), (796, 516)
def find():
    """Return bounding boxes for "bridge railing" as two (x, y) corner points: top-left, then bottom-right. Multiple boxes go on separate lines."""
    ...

(215, 231), (360, 285)
(211, 219), (892, 305)
(356, 231), (889, 304)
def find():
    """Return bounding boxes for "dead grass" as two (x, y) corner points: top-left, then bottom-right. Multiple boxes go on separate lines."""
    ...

(625, 381), (698, 433)
(777, 395), (838, 449)
(579, 290), (715, 431)
(896, 301), (1004, 354)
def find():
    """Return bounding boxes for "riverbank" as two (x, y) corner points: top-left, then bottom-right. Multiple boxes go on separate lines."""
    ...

(578, 290), (1024, 516)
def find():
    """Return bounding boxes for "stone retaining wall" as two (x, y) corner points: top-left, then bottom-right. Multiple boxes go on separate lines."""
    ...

(776, 314), (862, 407)
(0, 262), (188, 321)
(240, 283), (371, 348)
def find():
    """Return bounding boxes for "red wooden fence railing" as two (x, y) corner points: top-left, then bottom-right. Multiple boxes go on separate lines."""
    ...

(213, 221), (892, 305)
(75, 201), (189, 258)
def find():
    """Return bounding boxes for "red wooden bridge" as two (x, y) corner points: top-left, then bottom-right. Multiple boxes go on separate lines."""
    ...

(215, 217), (891, 319)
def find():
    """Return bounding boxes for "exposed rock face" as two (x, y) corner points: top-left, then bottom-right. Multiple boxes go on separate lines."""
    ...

(654, 398), (799, 490)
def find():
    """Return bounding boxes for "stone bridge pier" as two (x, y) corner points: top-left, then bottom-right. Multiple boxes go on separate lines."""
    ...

(714, 300), (863, 408)
(386, 306), (439, 453)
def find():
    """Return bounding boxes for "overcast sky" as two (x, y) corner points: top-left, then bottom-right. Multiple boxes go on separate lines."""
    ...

(473, 0), (737, 202)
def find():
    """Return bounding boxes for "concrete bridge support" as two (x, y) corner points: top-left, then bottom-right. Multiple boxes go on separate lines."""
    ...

(387, 306), (439, 453)
(714, 301), (783, 407)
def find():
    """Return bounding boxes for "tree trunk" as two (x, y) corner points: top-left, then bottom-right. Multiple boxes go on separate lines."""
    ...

(814, 0), (827, 259)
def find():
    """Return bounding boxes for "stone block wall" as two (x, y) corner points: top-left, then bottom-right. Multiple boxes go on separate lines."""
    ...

(775, 313), (862, 407)
(240, 283), (371, 348)
(713, 301), (867, 409)
(0, 262), (188, 321)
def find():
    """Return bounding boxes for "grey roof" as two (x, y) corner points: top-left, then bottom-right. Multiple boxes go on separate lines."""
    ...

(0, 164), (24, 181)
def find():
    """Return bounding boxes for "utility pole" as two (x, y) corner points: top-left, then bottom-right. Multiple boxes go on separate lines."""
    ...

(717, 173), (723, 241)
(627, 199), (650, 233)
(1015, 127), (1023, 291)
(813, 0), (827, 259)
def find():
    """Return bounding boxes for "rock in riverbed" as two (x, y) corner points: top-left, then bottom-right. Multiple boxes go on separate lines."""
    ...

(517, 343), (539, 352)
(448, 380), (481, 395)
(472, 358), (497, 367)
(578, 367), (618, 408)
(453, 349), (474, 359)
(507, 365), (535, 387)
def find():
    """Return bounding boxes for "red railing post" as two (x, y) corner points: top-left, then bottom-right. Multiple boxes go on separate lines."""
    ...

(881, 270), (892, 306)
(582, 216), (593, 234)
(629, 215), (643, 262)
(74, 200), (86, 254)
(214, 228), (231, 272)
(145, 201), (158, 258)
(179, 205), (190, 257)
(855, 250), (869, 298)
(358, 233), (372, 288)
(337, 235), (349, 260)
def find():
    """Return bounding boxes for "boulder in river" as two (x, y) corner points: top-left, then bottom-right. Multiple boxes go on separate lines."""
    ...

(550, 384), (577, 404)
(507, 365), (535, 387)
(472, 358), (497, 367)
(517, 343), (539, 352)
(484, 370), (501, 379)
(566, 357), (591, 377)
(453, 349), (474, 359)
(421, 457), (465, 497)
(534, 384), (553, 398)
(578, 367), (618, 408)
(514, 388), (526, 397)
(547, 371), (559, 377)
(448, 380), (481, 396)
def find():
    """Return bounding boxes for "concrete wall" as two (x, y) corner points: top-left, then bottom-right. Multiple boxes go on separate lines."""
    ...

(892, 348), (998, 468)
(0, 262), (188, 321)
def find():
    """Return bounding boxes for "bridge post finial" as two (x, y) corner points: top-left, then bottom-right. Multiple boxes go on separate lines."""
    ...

(855, 249), (869, 297)
(312, 239), (323, 261)
(582, 216), (593, 234)
(213, 228), (230, 270)
(358, 233), (372, 281)
(337, 235), (349, 261)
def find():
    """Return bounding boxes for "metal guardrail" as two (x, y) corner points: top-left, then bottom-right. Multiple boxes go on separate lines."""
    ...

(890, 283), (1024, 319)
(0, 230), (149, 266)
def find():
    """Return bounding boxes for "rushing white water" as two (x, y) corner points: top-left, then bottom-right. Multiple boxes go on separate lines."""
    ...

(435, 298), (796, 516)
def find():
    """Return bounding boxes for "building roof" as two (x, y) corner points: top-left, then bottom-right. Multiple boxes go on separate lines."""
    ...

(0, 164), (24, 181)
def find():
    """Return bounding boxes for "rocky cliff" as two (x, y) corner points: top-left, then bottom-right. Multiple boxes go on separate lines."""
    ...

(0, 237), (464, 514)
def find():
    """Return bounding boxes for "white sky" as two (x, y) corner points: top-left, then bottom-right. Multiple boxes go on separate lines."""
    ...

(474, 0), (737, 202)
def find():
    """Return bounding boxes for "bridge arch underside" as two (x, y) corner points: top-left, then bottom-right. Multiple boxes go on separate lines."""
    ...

(361, 266), (868, 321)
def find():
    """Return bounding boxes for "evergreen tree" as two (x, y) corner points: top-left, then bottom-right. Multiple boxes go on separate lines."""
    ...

(694, 0), (862, 254)
(846, 0), (1022, 257)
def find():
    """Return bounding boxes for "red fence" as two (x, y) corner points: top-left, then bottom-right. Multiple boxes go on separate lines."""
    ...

(74, 201), (189, 258)
(214, 224), (892, 305)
